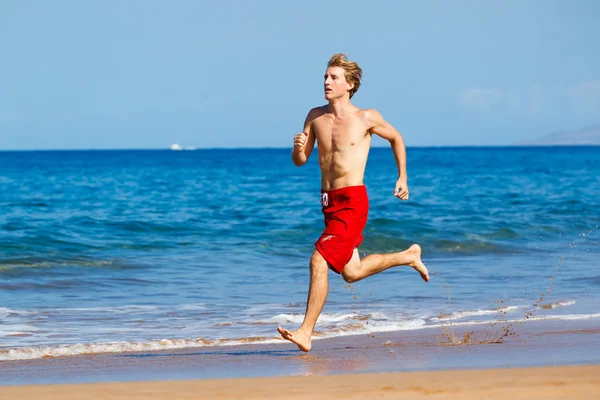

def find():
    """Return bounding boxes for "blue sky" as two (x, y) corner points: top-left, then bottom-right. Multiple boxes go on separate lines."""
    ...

(1, 1), (599, 150)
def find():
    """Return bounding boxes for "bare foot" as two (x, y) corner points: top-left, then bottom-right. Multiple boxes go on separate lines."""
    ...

(277, 326), (312, 352)
(408, 244), (430, 282)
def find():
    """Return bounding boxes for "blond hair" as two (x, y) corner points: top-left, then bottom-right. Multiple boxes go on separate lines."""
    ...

(327, 53), (363, 98)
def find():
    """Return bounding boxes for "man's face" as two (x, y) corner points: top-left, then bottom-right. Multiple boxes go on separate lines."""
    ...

(324, 66), (353, 101)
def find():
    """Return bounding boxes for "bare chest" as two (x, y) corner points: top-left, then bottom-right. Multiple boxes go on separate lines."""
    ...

(313, 115), (369, 149)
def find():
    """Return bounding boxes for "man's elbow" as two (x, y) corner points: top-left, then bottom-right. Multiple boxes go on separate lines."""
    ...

(388, 133), (404, 146)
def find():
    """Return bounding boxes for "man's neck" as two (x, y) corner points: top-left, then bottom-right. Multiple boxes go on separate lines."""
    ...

(327, 97), (353, 118)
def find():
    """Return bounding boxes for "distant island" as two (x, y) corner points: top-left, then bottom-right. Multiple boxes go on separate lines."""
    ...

(518, 126), (600, 146)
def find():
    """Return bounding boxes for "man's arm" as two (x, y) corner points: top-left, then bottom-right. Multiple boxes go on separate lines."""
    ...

(292, 108), (318, 166)
(367, 109), (409, 200)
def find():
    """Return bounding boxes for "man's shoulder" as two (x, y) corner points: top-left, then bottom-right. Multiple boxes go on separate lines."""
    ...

(357, 108), (384, 126)
(359, 108), (381, 118)
(308, 105), (328, 116)
(305, 105), (328, 122)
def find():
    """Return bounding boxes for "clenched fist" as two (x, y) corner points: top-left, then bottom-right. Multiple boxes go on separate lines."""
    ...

(294, 132), (308, 150)
(395, 178), (409, 200)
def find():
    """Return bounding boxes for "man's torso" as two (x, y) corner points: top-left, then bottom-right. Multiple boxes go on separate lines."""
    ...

(310, 106), (373, 191)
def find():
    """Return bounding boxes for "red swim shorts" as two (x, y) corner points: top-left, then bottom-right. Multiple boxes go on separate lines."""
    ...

(315, 185), (369, 274)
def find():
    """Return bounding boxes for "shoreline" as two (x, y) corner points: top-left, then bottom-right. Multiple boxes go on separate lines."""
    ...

(2, 318), (598, 386)
(3, 304), (598, 362)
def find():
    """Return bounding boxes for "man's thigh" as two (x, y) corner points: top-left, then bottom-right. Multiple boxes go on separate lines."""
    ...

(342, 248), (361, 272)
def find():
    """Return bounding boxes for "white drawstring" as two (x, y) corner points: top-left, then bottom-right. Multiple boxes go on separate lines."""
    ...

(321, 192), (329, 206)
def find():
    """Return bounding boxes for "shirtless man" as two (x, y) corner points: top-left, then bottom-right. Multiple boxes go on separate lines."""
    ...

(277, 53), (430, 352)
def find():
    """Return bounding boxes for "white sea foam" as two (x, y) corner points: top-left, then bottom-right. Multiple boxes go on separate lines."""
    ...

(430, 299), (577, 322)
(318, 318), (427, 338)
(0, 336), (282, 361)
(426, 312), (600, 331)
(0, 324), (40, 335)
(0, 307), (38, 317)
(178, 304), (207, 311)
(542, 300), (576, 309)
(530, 312), (600, 321)
(267, 313), (358, 324)
(430, 305), (525, 322)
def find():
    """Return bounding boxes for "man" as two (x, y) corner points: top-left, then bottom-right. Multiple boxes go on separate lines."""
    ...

(277, 53), (430, 352)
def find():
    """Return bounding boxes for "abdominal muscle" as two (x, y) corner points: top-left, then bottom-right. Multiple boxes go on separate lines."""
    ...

(318, 144), (370, 191)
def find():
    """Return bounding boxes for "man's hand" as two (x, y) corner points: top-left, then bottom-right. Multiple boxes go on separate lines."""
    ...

(395, 178), (409, 200)
(294, 132), (308, 150)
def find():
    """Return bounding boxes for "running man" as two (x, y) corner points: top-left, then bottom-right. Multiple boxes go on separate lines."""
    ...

(277, 53), (430, 352)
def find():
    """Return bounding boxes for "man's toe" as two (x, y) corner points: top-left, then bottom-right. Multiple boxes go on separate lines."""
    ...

(278, 327), (291, 336)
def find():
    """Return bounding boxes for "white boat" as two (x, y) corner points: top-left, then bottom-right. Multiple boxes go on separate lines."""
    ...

(169, 143), (183, 151)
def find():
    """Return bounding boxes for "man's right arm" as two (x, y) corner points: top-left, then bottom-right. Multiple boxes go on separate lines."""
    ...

(291, 108), (318, 166)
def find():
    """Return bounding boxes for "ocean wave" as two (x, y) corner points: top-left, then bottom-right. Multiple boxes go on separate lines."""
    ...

(0, 307), (38, 318)
(264, 311), (392, 326)
(0, 324), (41, 336)
(267, 313), (362, 324)
(2, 312), (599, 361)
(433, 313), (600, 329)
(431, 300), (577, 322)
(430, 305), (526, 322)
(540, 300), (576, 309)
(0, 336), (281, 361)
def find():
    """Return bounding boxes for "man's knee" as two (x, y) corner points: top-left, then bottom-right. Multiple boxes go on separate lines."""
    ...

(342, 268), (359, 283)
(310, 251), (329, 275)
(341, 250), (361, 283)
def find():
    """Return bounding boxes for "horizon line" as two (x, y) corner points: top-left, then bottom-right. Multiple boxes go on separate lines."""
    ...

(1, 143), (600, 152)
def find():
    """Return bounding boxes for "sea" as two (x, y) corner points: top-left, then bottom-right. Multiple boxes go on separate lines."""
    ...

(1, 147), (598, 361)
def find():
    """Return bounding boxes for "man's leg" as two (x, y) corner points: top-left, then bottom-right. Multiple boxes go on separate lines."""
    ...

(277, 250), (329, 352)
(341, 244), (430, 283)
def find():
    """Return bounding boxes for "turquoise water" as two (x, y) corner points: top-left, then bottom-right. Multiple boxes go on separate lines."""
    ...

(0, 147), (598, 360)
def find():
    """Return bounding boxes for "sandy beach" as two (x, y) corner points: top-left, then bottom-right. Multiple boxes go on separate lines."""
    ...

(1, 365), (598, 399)
(2, 318), (599, 399)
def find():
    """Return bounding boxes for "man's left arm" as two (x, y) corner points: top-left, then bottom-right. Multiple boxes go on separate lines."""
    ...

(367, 110), (409, 200)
